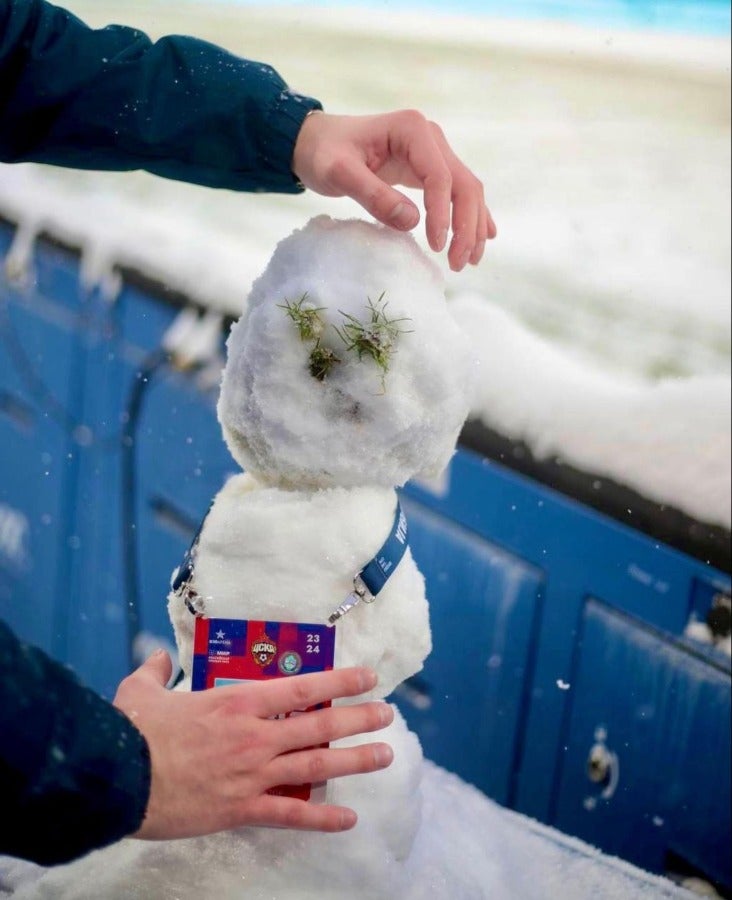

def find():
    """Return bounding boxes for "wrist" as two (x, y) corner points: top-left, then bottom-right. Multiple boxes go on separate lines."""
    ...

(292, 109), (326, 186)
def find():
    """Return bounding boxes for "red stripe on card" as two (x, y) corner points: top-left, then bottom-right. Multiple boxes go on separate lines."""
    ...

(193, 617), (210, 655)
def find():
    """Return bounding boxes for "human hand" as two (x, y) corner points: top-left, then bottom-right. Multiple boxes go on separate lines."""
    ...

(113, 650), (394, 839)
(292, 110), (496, 272)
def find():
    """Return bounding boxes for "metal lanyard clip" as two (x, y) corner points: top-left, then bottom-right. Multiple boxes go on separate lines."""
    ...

(175, 580), (207, 618)
(327, 575), (375, 626)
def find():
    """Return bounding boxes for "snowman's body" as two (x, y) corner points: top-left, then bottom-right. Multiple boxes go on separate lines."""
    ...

(168, 474), (430, 864)
(170, 475), (430, 705)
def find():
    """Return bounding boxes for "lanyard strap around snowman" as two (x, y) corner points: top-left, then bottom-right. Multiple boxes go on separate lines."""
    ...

(327, 501), (409, 626)
(171, 503), (212, 617)
(173, 499), (409, 625)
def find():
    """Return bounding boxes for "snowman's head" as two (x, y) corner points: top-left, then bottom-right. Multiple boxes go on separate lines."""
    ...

(218, 216), (473, 489)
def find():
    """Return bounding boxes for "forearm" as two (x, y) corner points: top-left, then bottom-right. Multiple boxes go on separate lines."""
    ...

(0, 619), (150, 865)
(0, 0), (321, 191)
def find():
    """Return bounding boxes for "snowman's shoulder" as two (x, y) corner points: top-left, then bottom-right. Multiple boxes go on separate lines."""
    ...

(197, 472), (257, 540)
(211, 471), (258, 505)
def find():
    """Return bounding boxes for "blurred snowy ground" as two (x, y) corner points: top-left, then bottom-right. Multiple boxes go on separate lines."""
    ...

(1, 0), (729, 381)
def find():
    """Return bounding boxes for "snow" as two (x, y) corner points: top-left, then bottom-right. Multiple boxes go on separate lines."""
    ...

(251, 4), (730, 75)
(0, 165), (265, 314)
(2, 761), (693, 899)
(218, 216), (472, 489)
(454, 295), (732, 529)
(684, 618), (732, 657)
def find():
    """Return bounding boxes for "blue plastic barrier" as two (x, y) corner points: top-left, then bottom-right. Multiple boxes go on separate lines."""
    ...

(0, 232), (84, 659)
(397, 498), (543, 805)
(554, 599), (731, 887)
(1, 218), (730, 890)
(130, 363), (234, 665)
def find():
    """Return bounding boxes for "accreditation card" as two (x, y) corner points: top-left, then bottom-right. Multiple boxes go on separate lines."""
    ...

(191, 617), (336, 802)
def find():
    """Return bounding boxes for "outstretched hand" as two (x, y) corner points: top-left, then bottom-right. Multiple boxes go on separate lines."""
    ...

(292, 110), (496, 272)
(113, 650), (394, 840)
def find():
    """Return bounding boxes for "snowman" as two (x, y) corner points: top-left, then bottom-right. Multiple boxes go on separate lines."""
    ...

(19, 216), (473, 899)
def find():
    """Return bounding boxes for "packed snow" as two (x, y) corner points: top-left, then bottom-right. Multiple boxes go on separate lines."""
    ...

(454, 295), (732, 529)
(1, 762), (694, 899)
(166, 215), (471, 889)
(218, 217), (472, 489)
(166, 216), (457, 892)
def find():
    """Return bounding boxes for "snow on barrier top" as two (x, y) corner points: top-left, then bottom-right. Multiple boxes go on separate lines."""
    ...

(454, 295), (731, 532)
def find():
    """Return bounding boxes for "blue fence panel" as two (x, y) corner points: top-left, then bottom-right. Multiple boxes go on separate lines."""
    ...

(57, 282), (177, 696)
(132, 366), (234, 668)
(0, 229), (84, 659)
(404, 449), (731, 842)
(554, 599), (731, 886)
(394, 497), (543, 804)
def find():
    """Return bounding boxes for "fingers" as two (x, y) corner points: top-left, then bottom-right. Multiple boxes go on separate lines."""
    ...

(326, 154), (420, 231)
(272, 701), (393, 754)
(219, 666), (378, 719)
(382, 111), (496, 270)
(292, 109), (495, 268)
(242, 794), (359, 832)
(447, 172), (480, 272)
(128, 648), (173, 688)
(471, 202), (496, 265)
(392, 113), (453, 252)
(471, 202), (489, 266)
(263, 741), (394, 790)
(427, 121), (496, 271)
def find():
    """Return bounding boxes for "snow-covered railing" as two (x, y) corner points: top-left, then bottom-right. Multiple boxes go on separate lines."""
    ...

(2, 176), (729, 570)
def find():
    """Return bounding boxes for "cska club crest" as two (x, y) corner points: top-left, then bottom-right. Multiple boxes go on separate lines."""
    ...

(251, 632), (277, 667)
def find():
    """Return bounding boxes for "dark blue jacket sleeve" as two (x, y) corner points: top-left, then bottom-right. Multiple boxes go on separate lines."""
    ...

(0, 619), (151, 865)
(0, 0), (322, 192)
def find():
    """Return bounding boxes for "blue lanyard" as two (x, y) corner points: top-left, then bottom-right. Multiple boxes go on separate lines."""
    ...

(328, 500), (408, 625)
(173, 498), (409, 626)
(360, 502), (408, 594)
